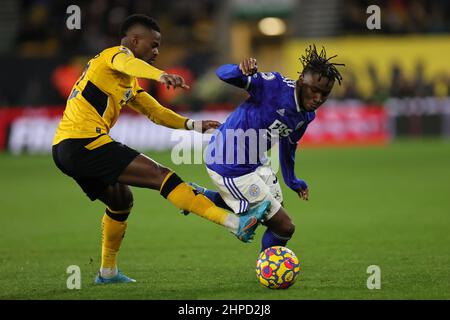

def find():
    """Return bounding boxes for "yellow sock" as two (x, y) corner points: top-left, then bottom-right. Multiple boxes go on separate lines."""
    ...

(101, 212), (127, 276)
(169, 182), (227, 225)
(160, 172), (238, 231)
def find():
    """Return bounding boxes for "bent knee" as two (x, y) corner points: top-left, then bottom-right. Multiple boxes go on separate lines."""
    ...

(279, 219), (295, 237)
(106, 190), (133, 222)
(275, 218), (295, 238)
(108, 186), (134, 212)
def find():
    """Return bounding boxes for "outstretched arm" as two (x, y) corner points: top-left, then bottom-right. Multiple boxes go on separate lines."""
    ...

(111, 51), (189, 90)
(128, 90), (220, 132)
(279, 127), (309, 201)
(216, 58), (280, 103)
(215, 57), (258, 89)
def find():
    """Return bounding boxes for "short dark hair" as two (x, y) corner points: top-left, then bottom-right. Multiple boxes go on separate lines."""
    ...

(120, 14), (160, 37)
(300, 44), (345, 85)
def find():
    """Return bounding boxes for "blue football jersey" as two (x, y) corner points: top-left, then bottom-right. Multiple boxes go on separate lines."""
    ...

(205, 64), (315, 191)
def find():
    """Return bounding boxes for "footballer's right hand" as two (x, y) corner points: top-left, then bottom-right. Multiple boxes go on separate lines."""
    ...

(159, 73), (190, 90)
(239, 57), (258, 76)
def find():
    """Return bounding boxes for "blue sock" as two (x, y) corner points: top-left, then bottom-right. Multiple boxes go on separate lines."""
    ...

(203, 189), (232, 211)
(261, 229), (290, 252)
(189, 182), (232, 211)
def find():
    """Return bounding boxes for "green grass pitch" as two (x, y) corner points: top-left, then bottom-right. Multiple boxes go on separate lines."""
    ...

(0, 139), (449, 299)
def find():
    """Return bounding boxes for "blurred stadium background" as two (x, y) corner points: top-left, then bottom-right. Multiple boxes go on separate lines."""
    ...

(0, 0), (449, 299)
(1, 0), (450, 151)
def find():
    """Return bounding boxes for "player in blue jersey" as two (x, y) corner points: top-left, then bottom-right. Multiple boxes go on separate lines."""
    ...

(187, 45), (344, 249)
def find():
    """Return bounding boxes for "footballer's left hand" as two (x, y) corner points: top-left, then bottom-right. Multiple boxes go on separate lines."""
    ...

(193, 120), (221, 133)
(297, 188), (309, 201)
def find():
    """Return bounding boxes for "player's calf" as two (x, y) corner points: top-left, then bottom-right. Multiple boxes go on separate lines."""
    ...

(118, 154), (172, 190)
(97, 183), (134, 280)
(261, 207), (295, 251)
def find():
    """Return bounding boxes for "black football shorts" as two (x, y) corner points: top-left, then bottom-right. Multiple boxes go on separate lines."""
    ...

(52, 135), (140, 200)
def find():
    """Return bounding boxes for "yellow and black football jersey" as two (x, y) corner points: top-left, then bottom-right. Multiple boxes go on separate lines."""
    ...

(53, 45), (188, 146)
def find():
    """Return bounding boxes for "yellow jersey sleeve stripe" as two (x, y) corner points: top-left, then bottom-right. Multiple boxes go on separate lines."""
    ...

(111, 51), (126, 65)
(84, 135), (113, 150)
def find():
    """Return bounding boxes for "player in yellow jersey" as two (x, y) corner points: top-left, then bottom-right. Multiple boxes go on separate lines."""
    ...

(52, 14), (270, 284)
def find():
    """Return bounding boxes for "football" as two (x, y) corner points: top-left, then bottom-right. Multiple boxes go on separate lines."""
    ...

(256, 246), (300, 289)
